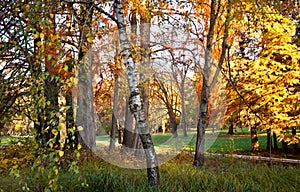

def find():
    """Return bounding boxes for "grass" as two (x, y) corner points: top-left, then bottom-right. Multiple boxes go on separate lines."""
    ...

(88, 128), (291, 155)
(1, 130), (299, 191)
(2, 128), (294, 155)
(0, 136), (22, 145)
(0, 153), (299, 192)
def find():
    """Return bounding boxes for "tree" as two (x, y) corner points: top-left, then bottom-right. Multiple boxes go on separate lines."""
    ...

(193, 0), (232, 167)
(0, 0), (37, 135)
(227, 3), (300, 152)
(113, 0), (160, 185)
(151, 76), (181, 138)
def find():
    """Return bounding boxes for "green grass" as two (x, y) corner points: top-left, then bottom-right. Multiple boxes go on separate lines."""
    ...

(1, 129), (292, 154)
(95, 129), (290, 154)
(1, 131), (299, 191)
(0, 154), (299, 192)
(0, 136), (21, 145)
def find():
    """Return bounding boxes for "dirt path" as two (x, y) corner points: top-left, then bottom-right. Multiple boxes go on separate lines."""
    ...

(206, 152), (300, 164)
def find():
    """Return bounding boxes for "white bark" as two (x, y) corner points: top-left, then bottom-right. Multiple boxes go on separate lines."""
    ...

(114, 0), (160, 185)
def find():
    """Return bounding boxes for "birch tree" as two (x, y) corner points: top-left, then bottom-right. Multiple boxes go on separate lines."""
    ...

(113, 0), (160, 185)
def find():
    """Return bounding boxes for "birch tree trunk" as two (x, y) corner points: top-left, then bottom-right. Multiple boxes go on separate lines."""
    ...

(114, 0), (160, 185)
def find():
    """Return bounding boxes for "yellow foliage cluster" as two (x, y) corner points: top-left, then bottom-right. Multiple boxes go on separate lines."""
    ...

(229, 5), (299, 144)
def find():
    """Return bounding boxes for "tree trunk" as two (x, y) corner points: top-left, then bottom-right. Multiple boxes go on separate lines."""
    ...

(194, 83), (209, 167)
(228, 123), (234, 135)
(133, 125), (144, 156)
(76, 49), (96, 151)
(109, 75), (119, 151)
(114, 0), (159, 185)
(65, 89), (78, 150)
(266, 128), (272, 151)
(181, 86), (188, 137)
(123, 97), (133, 148)
(44, 77), (60, 148)
(194, 0), (217, 168)
(273, 132), (278, 150)
(250, 125), (259, 151)
(282, 141), (288, 153)
(292, 127), (298, 155)
(76, 4), (96, 151)
(43, 15), (60, 149)
(169, 108), (178, 138)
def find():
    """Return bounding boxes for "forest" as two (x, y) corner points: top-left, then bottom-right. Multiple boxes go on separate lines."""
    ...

(0, 0), (299, 191)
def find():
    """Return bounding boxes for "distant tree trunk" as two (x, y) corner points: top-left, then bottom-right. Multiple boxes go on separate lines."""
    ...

(114, 0), (159, 185)
(292, 127), (298, 155)
(282, 141), (288, 153)
(140, 8), (150, 120)
(181, 85), (188, 137)
(228, 122), (234, 135)
(250, 125), (259, 151)
(118, 125), (123, 144)
(109, 75), (119, 151)
(266, 128), (272, 151)
(123, 97), (133, 148)
(168, 106), (178, 138)
(273, 132), (278, 150)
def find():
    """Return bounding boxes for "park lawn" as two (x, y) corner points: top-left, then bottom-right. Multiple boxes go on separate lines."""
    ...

(150, 129), (269, 154)
(96, 129), (288, 154)
(2, 129), (293, 155)
(0, 153), (299, 192)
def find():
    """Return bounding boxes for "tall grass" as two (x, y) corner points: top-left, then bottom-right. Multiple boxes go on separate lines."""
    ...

(1, 154), (299, 192)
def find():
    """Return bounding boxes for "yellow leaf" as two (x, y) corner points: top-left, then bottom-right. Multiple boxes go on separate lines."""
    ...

(15, 123), (21, 131)
(33, 34), (39, 39)
(25, 5), (30, 11)
(58, 150), (64, 157)
(87, 37), (93, 43)
(54, 169), (58, 175)
(40, 33), (44, 39)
